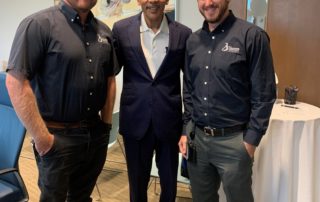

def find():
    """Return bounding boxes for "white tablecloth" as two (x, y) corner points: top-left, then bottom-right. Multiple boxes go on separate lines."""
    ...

(252, 100), (320, 202)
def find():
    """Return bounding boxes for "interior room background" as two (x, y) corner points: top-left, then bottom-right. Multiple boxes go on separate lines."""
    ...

(1, 0), (319, 107)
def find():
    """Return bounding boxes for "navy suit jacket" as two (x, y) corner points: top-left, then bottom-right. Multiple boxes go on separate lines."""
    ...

(113, 13), (191, 141)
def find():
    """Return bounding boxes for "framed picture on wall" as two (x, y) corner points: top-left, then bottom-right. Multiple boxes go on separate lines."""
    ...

(92, 0), (175, 28)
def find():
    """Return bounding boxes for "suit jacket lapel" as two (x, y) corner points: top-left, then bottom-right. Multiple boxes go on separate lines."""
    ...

(128, 13), (153, 79)
(154, 16), (181, 80)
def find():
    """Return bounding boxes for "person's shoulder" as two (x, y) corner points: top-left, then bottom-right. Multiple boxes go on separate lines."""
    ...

(234, 17), (265, 33)
(233, 17), (270, 41)
(95, 18), (112, 33)
(26, 6), (57, 20)
(113, 14), (139, 29)
(188, 28), (202, 40)
(185, 28), (203, 48)
(171, 21), (192, 33)
(19, 6), (57, 28)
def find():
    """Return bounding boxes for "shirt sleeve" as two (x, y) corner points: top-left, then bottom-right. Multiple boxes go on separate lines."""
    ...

(106, 36), (121, 77)
(7, 17), (47, 80)
(244, 28), (277, 146)
(111, 23), (124, 75)
(182, 42), (194, 135)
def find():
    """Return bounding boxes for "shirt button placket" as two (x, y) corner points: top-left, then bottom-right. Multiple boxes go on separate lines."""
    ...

(87, 75), (94, 112)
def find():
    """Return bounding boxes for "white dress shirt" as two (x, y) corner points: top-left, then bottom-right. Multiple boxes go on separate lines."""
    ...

(140, 14), (169, 78)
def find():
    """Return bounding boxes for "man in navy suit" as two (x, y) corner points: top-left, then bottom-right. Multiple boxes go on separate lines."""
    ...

(112, 0), (191, 201)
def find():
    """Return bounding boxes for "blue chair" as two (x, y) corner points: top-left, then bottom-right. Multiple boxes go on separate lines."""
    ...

(0, 72), (28, 202)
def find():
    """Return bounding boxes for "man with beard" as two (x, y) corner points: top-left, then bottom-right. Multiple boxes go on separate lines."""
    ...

(112, 0), (191, 201)
(178, 0), (276, 201)
(6, 0), (119, 201)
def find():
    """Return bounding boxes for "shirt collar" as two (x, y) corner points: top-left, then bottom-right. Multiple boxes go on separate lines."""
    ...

(59, 0), (94, 24)
(140, 14), (169, 34)
(202, 10), (236, 34)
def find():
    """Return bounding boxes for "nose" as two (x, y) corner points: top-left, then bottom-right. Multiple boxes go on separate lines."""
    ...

(203, 0), (214, 6)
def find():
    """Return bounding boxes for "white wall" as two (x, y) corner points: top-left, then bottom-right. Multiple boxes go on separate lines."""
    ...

(175, 0), (204, 31)
(0, 0), (52, 65)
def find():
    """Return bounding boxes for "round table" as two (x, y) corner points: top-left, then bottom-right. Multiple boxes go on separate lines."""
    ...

(252, 100), (320, 202)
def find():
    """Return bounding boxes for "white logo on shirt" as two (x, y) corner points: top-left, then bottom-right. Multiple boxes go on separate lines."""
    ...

(221, 43), (240, 53)
(97, 34), (109, 44)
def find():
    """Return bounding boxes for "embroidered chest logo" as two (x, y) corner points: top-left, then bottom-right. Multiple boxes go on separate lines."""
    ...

(221, 43), (240, 53)
(97, 34), (109, 44)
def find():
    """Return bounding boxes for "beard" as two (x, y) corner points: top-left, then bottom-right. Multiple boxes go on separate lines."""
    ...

(200, 0), (229, 24)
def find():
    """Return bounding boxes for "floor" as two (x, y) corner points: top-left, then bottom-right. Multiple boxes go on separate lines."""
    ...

(19, 133), (192, 202)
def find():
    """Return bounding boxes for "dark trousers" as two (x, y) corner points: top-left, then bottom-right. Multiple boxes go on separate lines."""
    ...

(123, 125), (179, 202)
(188, 127), (254, 202)
(33, 121), (109, 202)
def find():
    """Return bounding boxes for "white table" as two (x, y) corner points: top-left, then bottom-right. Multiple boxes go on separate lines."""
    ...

(252, 100), (320, 202)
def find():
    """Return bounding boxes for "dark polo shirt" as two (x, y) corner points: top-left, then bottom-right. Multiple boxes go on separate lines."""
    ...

(8, 1), (119, 122)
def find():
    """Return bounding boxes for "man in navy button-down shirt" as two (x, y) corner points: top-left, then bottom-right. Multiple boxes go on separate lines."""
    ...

(178, 0), (276, 201)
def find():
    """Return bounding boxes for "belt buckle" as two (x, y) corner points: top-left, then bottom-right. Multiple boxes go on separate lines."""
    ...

(204, 126), (215, 136)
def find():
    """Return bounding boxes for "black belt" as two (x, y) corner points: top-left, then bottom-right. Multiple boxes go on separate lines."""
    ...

(196, 124), (246, 137)
(45, 119), (99, 129)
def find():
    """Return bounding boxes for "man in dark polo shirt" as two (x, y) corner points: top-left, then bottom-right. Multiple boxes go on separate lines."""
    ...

(6, 0), (119, 201)
(178, 0), (276, 201)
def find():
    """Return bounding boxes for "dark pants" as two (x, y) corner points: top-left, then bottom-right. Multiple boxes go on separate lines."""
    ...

(123, 125), (179, 202)
(33, 121), (109, 202)
(188, 127), (254, 202)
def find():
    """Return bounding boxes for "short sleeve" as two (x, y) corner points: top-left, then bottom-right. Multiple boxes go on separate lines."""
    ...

(7, 17), (47, 80)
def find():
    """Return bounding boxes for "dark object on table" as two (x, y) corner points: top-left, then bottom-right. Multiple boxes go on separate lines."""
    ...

(284, 85), (299, 105)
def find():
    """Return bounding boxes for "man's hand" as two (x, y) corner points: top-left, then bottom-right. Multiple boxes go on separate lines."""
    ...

(178, 135), (188, 158)
(243, 141), (256, 159)
(34, 133), (55, 156)
(6, 70), (55, 157)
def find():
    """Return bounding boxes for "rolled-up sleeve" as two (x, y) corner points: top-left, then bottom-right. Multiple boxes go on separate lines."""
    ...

(7, 17), (47, 80)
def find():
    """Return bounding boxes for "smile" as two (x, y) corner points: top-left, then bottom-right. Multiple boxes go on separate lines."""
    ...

(146, 5), (161, 10)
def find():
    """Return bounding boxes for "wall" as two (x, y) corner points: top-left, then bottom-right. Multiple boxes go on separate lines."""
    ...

(229, 0), (247, 19)
(0, 0), (52, 66)
(3, 1), (318, 107)
(267, 0), (320, 106)
(175, 0), (203, 31)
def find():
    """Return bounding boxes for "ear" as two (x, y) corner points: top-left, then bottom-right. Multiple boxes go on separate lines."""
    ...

(137, 0), (141, 6)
